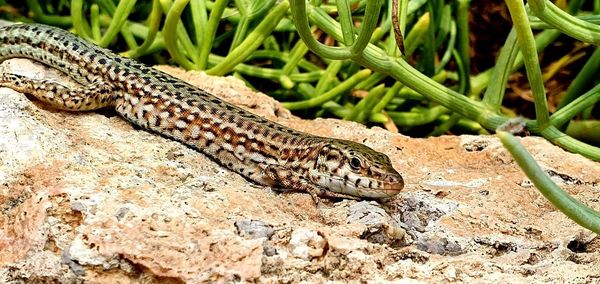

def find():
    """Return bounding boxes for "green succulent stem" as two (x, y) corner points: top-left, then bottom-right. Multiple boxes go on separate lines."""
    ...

(498, 131), (600, 234)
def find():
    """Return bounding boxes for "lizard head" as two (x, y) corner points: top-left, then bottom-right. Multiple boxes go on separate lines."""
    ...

(309, 139), (404, 199)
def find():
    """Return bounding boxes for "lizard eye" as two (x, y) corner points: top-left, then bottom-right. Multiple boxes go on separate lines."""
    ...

(349, 156), (362, 170)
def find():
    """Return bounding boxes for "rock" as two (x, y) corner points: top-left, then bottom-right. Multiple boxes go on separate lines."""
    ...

(1, 58), (600, 282)
(417, 234), (462, 255)
(234, 218), (277, 256)
(347, 201), (406, 247)
(288, 228), (327, 260)
(234, 219), (274, 240)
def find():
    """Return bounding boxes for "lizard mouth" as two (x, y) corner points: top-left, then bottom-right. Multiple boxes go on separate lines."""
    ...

(340, 172), (404, 199)
(346, 172), (404, 199)
(312, 171), (404, 199)
(354, 179), (404, 199)
(379, 179), (404, 197)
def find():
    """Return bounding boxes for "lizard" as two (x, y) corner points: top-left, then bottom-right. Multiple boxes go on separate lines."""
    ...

(0, 23), (404, 201)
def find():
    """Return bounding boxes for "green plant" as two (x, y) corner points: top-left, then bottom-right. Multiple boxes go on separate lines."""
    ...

(498, 130), (600, 234)
(289, 0), (600, 232)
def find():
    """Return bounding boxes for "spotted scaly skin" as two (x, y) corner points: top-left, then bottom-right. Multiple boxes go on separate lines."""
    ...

(0, 23), (404, 200)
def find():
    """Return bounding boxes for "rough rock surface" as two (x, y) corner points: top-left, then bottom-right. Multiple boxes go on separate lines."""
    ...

(0, 59), (599, 283)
